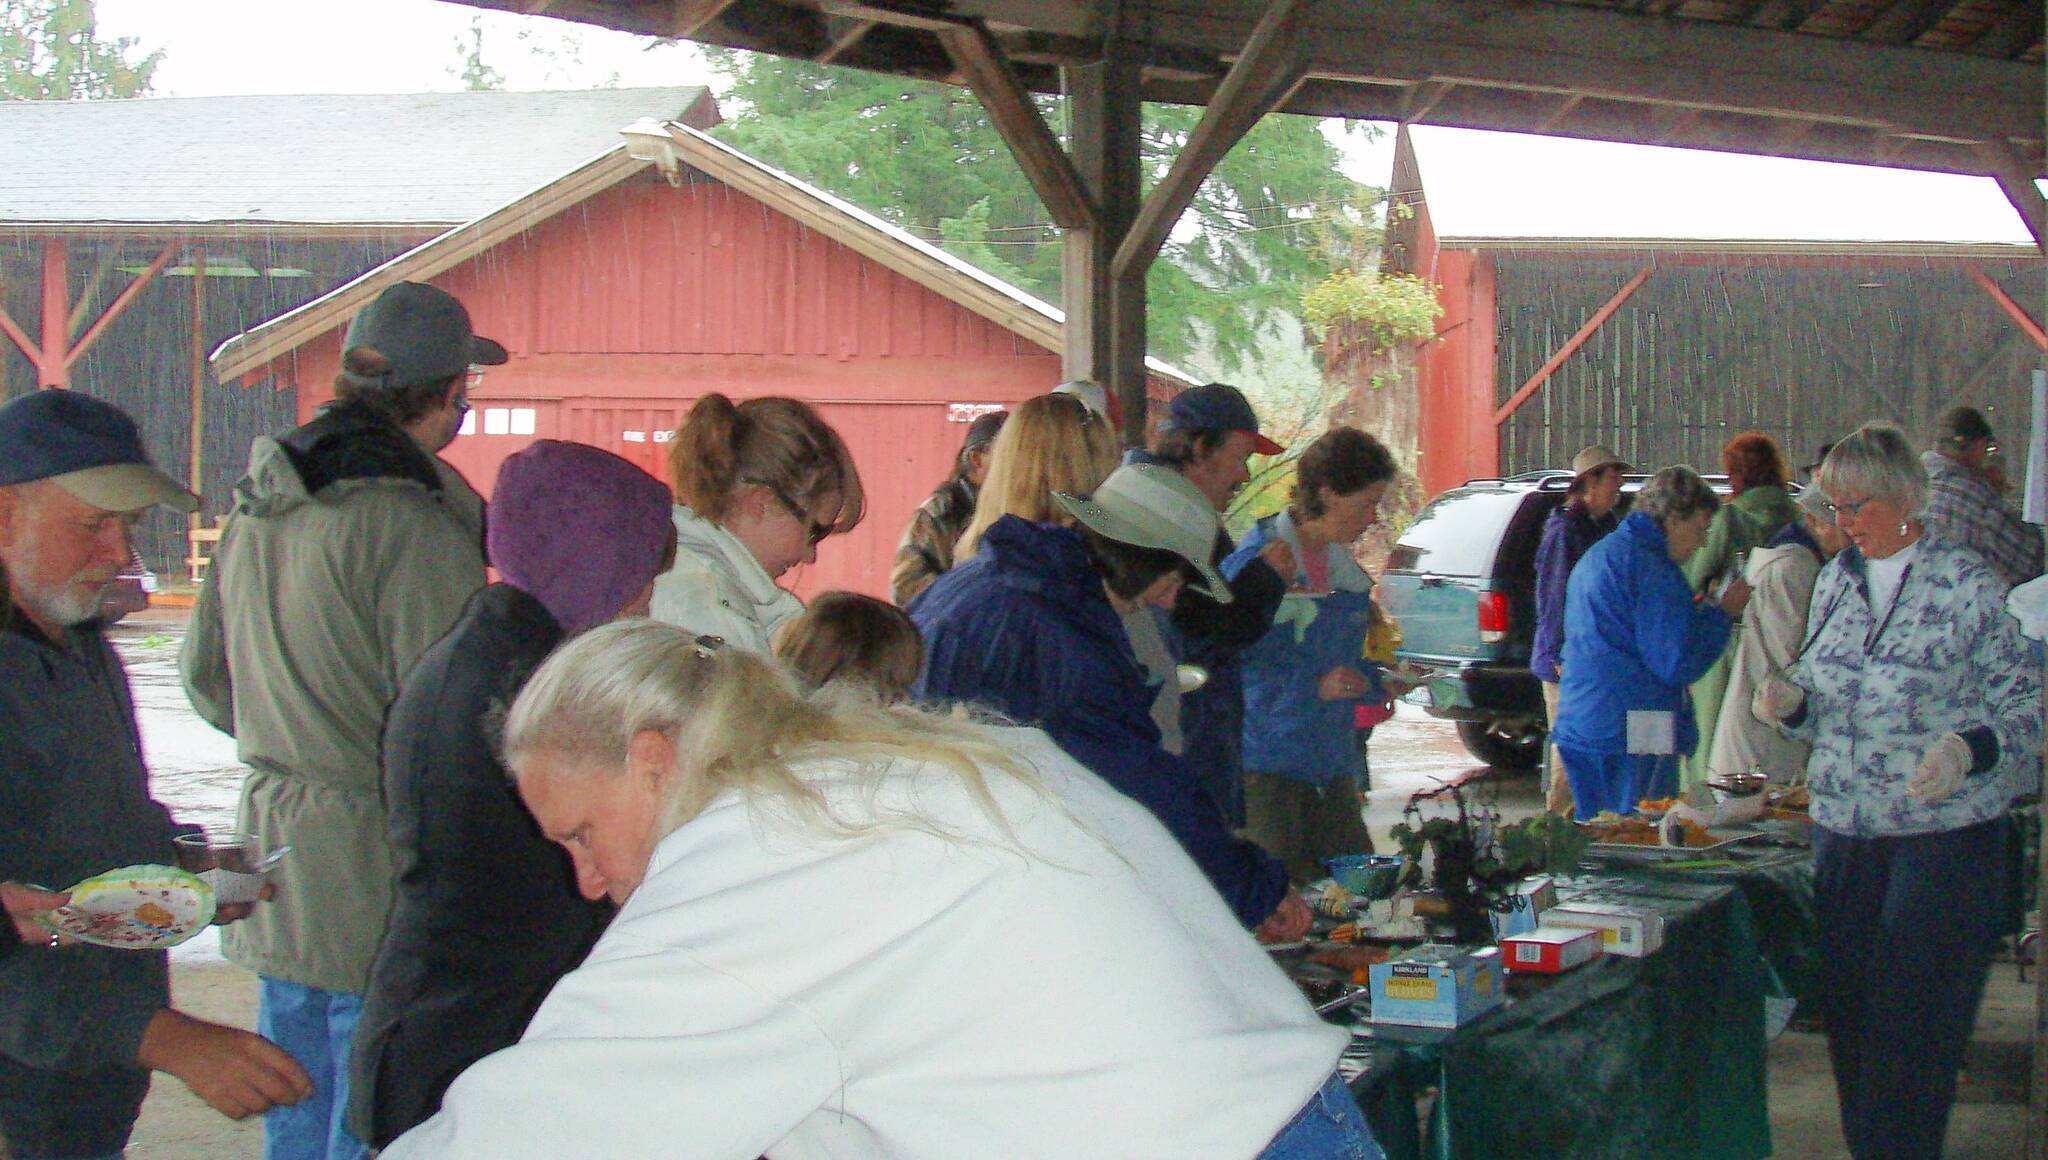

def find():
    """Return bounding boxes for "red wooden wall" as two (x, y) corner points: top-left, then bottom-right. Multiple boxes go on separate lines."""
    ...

(285, 173), (1136, 601)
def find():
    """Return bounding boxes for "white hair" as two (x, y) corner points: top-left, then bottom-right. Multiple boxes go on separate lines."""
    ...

(1815, 422), (1927, 518)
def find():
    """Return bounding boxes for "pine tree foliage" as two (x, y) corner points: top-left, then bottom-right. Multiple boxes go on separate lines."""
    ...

(705, 50), (1381, 371)
(0, 0), (160, 101)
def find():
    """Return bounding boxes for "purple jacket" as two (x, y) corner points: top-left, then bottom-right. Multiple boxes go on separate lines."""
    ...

(1531, 501), (1618, 682)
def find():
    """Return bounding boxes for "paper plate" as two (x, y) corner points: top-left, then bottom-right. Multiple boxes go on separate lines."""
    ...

(36, 864), (216, 950)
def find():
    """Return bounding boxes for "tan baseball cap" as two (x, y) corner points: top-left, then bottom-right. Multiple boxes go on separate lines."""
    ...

(1571, 445), (1629, 478)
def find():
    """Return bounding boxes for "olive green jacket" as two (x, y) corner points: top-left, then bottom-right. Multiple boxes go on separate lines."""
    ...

(181, 428), (485, 994)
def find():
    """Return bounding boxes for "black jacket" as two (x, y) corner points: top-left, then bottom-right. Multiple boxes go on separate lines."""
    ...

(1170, 527), (1287, 828)
(347, 585), (612, 1148)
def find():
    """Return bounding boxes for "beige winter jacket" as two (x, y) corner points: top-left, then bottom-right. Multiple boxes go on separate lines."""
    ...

(1705, 540), (1823, 784)
(182, 420), (485, 994)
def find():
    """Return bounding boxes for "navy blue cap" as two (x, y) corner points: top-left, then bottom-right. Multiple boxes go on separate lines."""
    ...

(1160, 383), (1283, 455)
(0, 390), (198, 512)
(342, 281), (507, 390)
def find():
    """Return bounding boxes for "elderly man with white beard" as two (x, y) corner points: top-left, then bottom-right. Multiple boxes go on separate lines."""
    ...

(0, 390), (309, 1160)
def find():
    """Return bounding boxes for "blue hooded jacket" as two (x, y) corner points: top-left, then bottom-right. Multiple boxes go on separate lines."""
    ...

(908, 515), (1288, 927)
(1551, 511), (1732, 758)
(1225, 512), (1378, 786)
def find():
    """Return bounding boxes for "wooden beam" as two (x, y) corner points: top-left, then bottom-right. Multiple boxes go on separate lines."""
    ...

(189, 248), (206, 578)
(1112, 0), (1309, 281)
(39, 240), (67, 387)
(1082, 0), (2042, 147)
(1535, 93), (1583, 133)
(62, 242), (178, 373)
(0, 303), (39, 367)
(1965, 263), (2048, 353)
(1063, 57), (1148, 443)
(67, 245), (122, 339)
(938, 23), (1099, 230)
(1975, 139), (2047, 252)
(1401, 79), (1453, 122)
(819, 14), (876, 62)
(1493, 264), (1654, 425)
(671, 0), (737, 38)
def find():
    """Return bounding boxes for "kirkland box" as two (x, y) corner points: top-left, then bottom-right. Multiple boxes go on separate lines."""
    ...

(1543, 900), (1666, 958)
(1368, 944), (1505, 1029)
(1499, 925), (1604, 974)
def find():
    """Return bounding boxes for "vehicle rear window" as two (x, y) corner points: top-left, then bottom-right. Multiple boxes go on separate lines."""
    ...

(1386, 488), (1527, 576)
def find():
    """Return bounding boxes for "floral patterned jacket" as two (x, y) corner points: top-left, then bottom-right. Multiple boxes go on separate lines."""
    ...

(1786, 538), (2041, 837)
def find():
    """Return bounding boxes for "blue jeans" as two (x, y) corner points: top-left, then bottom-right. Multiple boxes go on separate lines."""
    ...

(257, 977), (371, 1160)
(1814, 818), (2006, 1160)
(1258, 1073), (1384, 1160)
(1555, 747), (1678, 820)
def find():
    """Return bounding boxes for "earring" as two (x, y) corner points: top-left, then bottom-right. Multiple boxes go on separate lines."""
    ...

(1898, 522), (1910, 536)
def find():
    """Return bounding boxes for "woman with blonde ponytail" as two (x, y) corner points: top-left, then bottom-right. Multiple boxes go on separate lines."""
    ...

(650, 394), (863, 652)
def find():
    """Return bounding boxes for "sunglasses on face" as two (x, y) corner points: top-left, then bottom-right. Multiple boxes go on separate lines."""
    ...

(752, 481), (832, 545)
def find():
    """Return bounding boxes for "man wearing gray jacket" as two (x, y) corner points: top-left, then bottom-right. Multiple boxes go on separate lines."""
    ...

(182, 282), (495, 1160)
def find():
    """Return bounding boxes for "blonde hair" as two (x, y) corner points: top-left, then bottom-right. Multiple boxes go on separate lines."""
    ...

(955, 393), (1118, 559)
(770, 591), (924, 703)
(503, 620), (1035, 846)
(667, 394), (864, 535)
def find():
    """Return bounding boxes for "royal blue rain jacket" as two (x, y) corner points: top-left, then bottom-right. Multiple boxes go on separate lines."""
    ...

(908, 515), (1288, 927)
(1551, 511), (1732, 759)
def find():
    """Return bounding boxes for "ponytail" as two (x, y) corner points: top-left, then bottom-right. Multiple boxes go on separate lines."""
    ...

(669, 394), (744, 521)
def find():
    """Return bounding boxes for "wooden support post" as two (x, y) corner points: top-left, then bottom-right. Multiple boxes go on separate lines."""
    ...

(1965, 262), (2048, 354)
(1493, 264), (1655, 426)
(1975, 139), (2046, 254)
(63, 242), (179, 374)
(1112, 0), (1308, 282)
(189, 249), (206, 583)
(938, 23), (1098, 230)
(39, 240), (68, 387)
(1062, 57), (1146, 445)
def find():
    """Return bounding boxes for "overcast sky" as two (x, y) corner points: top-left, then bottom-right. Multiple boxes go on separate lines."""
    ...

(92, 0), (2030, 245)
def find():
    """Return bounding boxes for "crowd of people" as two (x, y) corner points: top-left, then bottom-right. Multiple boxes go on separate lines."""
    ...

(1536, 413), (2043, 1157)
(3, 276), (2041, 1160)
(2, 283), (1390, 1160)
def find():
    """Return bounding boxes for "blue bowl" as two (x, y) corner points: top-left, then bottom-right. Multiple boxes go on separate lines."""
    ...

(1324, 853), (1406, 901)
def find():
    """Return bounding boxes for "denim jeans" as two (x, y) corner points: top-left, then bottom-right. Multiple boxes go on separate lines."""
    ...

(257, 977), (371, 1160)
(1257, 1073), (1384, 1160)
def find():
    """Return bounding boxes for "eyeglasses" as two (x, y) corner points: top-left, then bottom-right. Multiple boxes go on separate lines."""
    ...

(464, 366), (487, 391)
(748, 480), (832, 545)
(1824, 495), (1876, 521)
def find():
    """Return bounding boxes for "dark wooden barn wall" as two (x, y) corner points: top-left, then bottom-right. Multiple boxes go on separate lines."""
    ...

(0, 239), (408, 573)
(1492, 256), (2047, 477)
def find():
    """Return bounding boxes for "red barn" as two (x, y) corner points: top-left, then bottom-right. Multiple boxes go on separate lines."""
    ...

(214, 120), (1192, 600)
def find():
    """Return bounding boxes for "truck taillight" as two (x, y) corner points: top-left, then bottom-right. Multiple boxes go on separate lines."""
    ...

(1478, 592), (1509, 644)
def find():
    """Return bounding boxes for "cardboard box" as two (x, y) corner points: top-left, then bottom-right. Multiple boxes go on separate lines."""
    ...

(1368, 944), (1505, 1029)
(1499, 925), (1604, 974)
(1542, 901), (1666, 957)
(1489, 875), (1558, 939)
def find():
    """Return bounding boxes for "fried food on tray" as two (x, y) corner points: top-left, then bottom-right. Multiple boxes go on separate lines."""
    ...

(1766, 785), (1810, 810)
(1583, 815), (1660, 845)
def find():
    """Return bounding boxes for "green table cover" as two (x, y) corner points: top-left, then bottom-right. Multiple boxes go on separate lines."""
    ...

(1343, 877), (1771, 1160)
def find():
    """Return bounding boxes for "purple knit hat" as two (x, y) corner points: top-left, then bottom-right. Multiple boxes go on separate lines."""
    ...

(488, 441), (673, 634)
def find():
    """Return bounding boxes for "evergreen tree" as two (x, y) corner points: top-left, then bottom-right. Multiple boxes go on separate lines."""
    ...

(0, 0), (160, 101)
(706, 50), (1378, 372)
(452, 16), (505, 92)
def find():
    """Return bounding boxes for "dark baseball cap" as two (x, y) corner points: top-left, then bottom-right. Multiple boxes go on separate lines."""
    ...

(0, 390), (199, 513)
(1160, 383), (1283, 456)
(963, 410), (1008, 451)
(342, 281), (507, 389)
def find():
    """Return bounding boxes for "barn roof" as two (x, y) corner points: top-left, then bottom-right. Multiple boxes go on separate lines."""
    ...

(1404, 124), (2040, 249)
(210, 120), (1200, 389)
(0, 87), (718, 233)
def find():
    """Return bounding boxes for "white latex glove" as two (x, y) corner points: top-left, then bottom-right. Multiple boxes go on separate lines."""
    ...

(1907, 733), (1974, 803)
(1750, 672), (1806, 724)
